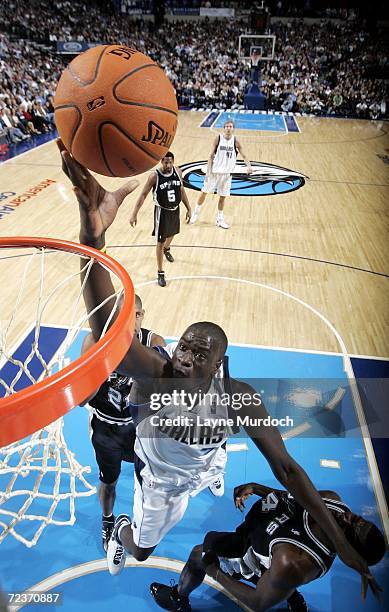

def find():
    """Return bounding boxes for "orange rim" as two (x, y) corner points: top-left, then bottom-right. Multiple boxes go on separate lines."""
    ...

(0, 237), (134, 447)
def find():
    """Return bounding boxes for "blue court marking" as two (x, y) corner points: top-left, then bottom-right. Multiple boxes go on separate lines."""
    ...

(0, 326), (67, 397)
(212, 111), (286, 133)
(184, 169), (302, 196)
(1, 328), (387, 611)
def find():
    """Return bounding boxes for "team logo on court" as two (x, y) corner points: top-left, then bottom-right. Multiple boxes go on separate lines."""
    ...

(179, 161), (307, 196)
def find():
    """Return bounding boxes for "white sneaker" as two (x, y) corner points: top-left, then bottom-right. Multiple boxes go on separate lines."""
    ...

(190, 210), (200, 224)
(208, 476), (224, 497)
(216, 218), (229, 229)
(107, 514), (129, 575)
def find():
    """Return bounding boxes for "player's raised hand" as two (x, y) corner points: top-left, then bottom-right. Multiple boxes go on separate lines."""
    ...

(233, 483), (255, 511)
(336, 540), (382, 601)
(57, 139), (139, 243)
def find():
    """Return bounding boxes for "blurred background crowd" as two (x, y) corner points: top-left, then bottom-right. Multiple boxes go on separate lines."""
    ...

(0, 0), (387, 147)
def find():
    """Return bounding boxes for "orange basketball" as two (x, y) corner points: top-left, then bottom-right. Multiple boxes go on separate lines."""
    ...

(54, 45), (178, 177)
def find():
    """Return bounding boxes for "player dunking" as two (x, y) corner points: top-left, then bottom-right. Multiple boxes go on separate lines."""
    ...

(58, 139), (380, 600)
(190, 120), (252, 229)
(151, 482), (385, 611)
(81, 294), (165, 551)
(130, 152), (191, 287)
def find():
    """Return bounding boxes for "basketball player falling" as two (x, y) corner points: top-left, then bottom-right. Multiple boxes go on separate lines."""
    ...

(151, 482), (385, 611)
(190, 120), (252, 229)
(130, 152), (191, 287)
(57, 139), (380, 600)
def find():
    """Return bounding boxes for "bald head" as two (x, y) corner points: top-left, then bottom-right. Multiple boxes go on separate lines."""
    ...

(184, 322), (228, 359)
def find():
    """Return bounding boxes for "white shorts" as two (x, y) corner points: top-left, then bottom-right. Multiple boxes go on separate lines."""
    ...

(202, 172), (231, 197)
(132, 446), (227, 548)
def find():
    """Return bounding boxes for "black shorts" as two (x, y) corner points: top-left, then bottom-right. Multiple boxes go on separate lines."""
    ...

(203, 530), (246, 558)
(152, 206), (180, 243)
(90, 415), (136, 484)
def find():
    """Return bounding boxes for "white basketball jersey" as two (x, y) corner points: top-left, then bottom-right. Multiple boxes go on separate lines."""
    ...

(212, 134), (237, 174)
(134, 377), (232, 483)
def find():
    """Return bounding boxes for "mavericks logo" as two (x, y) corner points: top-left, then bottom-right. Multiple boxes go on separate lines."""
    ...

(179, 161), (307, 196)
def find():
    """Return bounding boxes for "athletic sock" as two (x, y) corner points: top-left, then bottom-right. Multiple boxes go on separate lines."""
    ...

(194, 205), (201, 215)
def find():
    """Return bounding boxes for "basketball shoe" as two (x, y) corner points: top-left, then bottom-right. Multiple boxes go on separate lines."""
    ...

(208, 476), (224, 497)
(158, 271), (167, 287)
(287, 590), (309, 611)
(102, 514), (115, 552)
(107, 514), (129, 575)
(150, 582), (192, 611)
(216, 213), (229, 229)
(164, 248), (174, 262)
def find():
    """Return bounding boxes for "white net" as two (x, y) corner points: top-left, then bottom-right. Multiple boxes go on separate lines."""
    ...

(0, 243), (126, 547)
(0, 419), (95, 547)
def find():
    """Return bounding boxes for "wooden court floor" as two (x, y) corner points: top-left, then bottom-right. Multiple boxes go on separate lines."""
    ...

(0, 112), (388, 359)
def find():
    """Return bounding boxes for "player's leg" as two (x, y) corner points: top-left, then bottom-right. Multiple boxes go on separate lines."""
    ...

(90, 416), (123, 551)
(152, 206), (167, 286)
(151, 544), (204, 611)
(156, 240), (166, 286)
(216, 174), (231, 229)
(190, 174), (213, 223)
(151, 530), (243, 610)
(107, 456), (190, 574)
(162, 209), (180, 263)
(163, 235), (175, 262)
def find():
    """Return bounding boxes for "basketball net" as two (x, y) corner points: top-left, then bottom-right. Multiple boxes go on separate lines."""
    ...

(0, 240), (134, 547)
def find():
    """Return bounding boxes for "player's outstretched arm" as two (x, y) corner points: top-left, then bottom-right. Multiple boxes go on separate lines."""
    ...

(233, 482), (285, 511)
(59, 140), (167, 380)
(129, 172), (156, 227)
(233, 380), (379, 597)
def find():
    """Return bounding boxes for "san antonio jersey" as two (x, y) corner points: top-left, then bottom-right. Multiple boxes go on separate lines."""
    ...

(153, 167), (182, 210)
(220, 491), (351, 580)
(89, 328), (154, 425)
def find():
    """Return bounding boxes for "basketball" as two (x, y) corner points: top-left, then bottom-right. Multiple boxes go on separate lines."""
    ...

(54, 44), (178, 177)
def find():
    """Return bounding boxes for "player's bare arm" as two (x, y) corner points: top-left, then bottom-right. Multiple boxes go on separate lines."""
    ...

(176, 167), (191, 222)
(234, 482), (342, 512)
(58, 139), (170, 382)
(205, 543), (318, 612)
(235, 139), (253, 173)
(130, 171), (157, 227)
(231, 379), (379, 595)
(234, 481), (285, 511)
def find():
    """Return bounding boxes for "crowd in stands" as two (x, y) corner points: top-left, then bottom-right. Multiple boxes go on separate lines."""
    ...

(0, 0), (387, 148)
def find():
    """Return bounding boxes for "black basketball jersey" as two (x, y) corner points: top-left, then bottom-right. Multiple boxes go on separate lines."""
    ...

(89, 327), (154, 425)
(232, 491), (351, 579)
(153, 167), (182, 210)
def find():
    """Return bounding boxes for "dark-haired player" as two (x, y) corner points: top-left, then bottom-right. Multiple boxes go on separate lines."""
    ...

(58, 138), (381, 600)
(130, 151), (191, 287)
(82, 293), (165, 551)
(151, 482), (385, 612)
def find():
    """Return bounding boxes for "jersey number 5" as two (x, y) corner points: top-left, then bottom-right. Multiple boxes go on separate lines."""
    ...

(167, 189), (176, 203)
